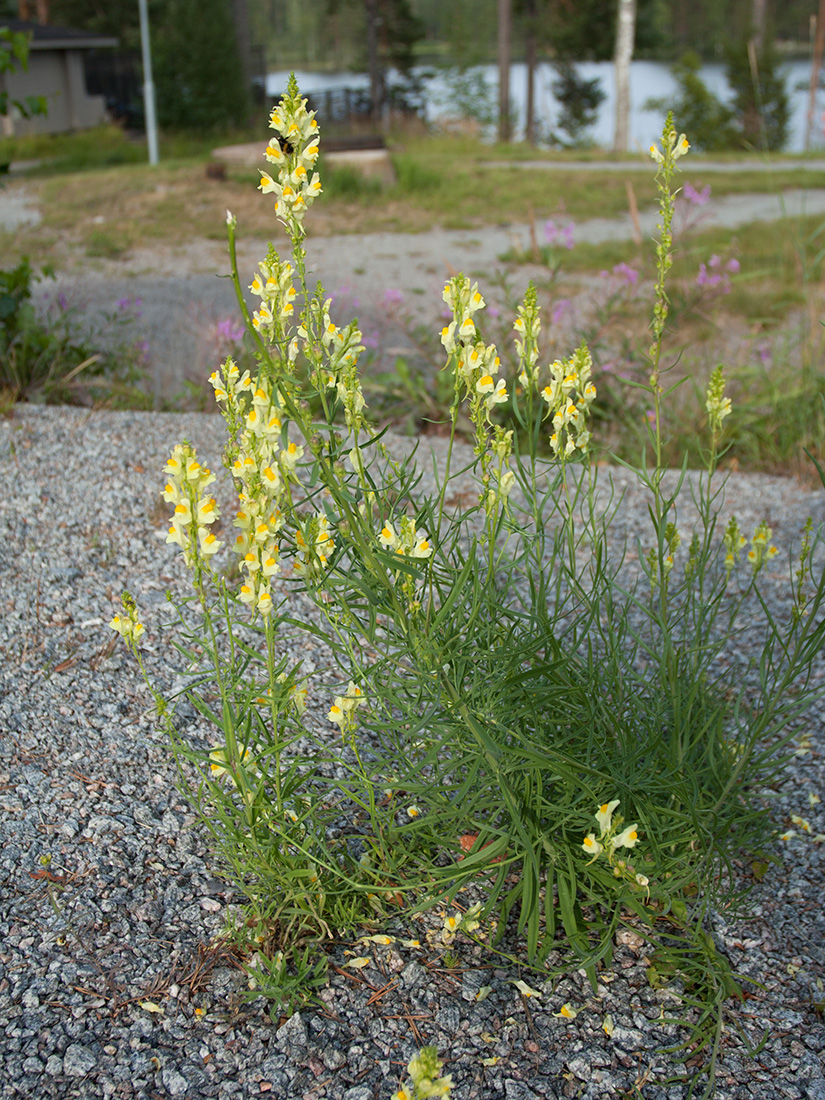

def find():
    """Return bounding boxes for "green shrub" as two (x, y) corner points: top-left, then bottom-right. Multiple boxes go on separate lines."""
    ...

(645, 53), (735, 152)
(725, 38), (790, 152)
(0, 257), (149, 406)
(550, 61), (606, 148)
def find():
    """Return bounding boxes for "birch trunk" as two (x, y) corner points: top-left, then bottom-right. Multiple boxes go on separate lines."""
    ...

(613, 0), (636, 154)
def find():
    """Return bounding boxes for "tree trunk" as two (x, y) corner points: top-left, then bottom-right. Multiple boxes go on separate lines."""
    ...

(525, 0), (537, 146)
(751, 0), (768, 54)
(613, 0), (636, 154)
(365, 0), (384, 127)
(232, 0), (254, 117)
(19, 0), (50, 21)
(498, 0), (511, 143)
(805, 0), (825, 151)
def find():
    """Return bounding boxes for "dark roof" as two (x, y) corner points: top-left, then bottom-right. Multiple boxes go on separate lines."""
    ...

(1, 19), (118, 50)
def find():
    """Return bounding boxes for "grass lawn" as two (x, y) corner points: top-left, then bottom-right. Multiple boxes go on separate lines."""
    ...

(4, 125), (825, 265)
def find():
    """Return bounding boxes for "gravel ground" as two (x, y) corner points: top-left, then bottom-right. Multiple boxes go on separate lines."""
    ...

(1, 404), (824, 1100)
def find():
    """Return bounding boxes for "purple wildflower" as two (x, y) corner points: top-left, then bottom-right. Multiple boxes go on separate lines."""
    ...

(544, 219), (575, 249)
(683, 182), (711, 206)
(216, 318), (245, 345)
(696, 254), (738, 295)
(383, 288), (404, 307)
(612, 262), (639, 286)
(756, 341), (772, 367)
(551, 299), (572, 325)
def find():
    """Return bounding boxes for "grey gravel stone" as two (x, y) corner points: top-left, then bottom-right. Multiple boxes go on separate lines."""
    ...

(63, 1043), (97, 1076)
(161, 1066), (190, 1095)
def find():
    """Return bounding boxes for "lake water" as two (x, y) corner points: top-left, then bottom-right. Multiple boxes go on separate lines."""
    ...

(267, 59), (825, 153)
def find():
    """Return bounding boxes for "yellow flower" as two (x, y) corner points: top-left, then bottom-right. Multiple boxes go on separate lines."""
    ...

(582, 833), (603, 861)
(379, 522), (399, 550)
(595, 799), (620, 837)
(513, 979), (542, 999)
(613, 824), (639, 849)
(553, 1002), (578, 1019)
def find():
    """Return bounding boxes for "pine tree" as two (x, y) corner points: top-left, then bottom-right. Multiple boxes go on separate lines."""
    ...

(153, 0), (250, 130)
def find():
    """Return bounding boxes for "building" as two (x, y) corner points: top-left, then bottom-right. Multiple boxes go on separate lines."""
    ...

(1, 18), (119, 136)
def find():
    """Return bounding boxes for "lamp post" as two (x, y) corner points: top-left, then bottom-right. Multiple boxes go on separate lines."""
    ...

(138, 0), (159, 165)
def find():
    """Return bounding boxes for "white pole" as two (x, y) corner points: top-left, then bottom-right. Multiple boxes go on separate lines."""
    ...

(138, 0), (159, 165)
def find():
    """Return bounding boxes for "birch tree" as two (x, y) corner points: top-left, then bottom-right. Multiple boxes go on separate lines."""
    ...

(613, 0), (636, 153)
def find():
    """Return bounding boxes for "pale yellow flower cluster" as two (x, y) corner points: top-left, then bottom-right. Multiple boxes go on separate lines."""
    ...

(293, 511), (336, 577)
(162, 441), (222, 568)
(109, 593), (145, 644)
(249, 254), (297, 342)
(723, 516), (747, 577)
(540, 344), (597, 457)
(327, 681), (365, 736)
(705, 365), (732, 434)
(210, 368), (295, 614)
(317, 302), (368, 431)
(441, 277), (507, 414)
(748, 520), (779, 575)
(393, 1046), (453, 1100)
(514, 290), (541, 388)
(258, 74), (322, 233)
(207, 363), (339, 609)
(723, 516), (778, 579)
(253, 671), (309, 717)
(377, 515), (434, 614)
(378, 516), (433, 559)
(582, 799), (649, 895)
(649, 131), (689, 164)
(209, 744), (253, 779)
(441, 902), (482, 942)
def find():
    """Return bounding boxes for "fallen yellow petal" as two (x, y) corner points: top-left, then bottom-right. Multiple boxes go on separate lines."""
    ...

(513, 979), (542, 999)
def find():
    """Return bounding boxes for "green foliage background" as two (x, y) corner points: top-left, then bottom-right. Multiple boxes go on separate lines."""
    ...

(41, 0), (822, 73)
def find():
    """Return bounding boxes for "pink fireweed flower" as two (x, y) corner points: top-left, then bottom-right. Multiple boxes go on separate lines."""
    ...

(683, 181), (710, 206)
(544, 219), (575, 249)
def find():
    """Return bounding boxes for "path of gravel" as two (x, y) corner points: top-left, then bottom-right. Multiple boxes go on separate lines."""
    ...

(50, 185), (825, 402)
(1, 405), (824, 1100)
(6, 174), (825, 401)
